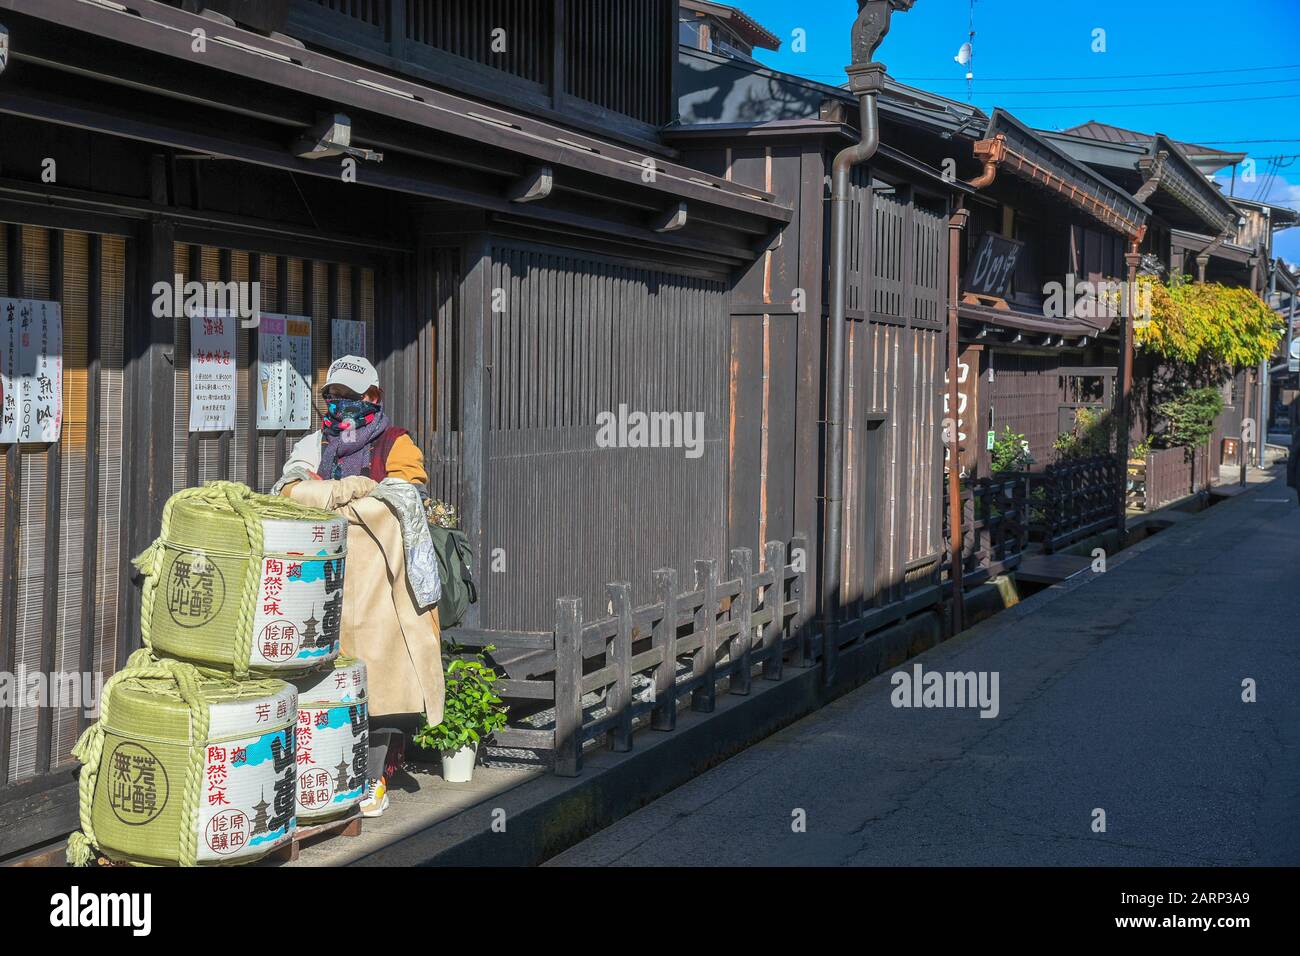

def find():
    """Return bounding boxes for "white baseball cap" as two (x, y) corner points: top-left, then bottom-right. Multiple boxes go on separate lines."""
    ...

(323, 355), (379, 396)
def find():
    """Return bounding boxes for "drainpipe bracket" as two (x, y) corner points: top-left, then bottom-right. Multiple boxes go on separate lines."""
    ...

(845, 61), (888, 95)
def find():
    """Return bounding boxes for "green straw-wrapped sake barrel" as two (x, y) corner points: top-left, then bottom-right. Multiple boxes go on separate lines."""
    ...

(68, 650), (298, 867)
(292, 657), (369, 822)
(135, 481), (348, 678)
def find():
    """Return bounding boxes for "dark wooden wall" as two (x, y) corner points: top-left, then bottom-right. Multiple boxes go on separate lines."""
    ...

(476, 239), (730, 631)
(838, 175), (946, 612)
(276, 0), (676, 144)
(689, 137), (949, 633)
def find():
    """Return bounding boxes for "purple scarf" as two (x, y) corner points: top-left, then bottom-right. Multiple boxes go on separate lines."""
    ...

(319, 408), (391, 480)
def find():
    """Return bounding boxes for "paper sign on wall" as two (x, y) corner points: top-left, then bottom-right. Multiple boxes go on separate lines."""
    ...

(331, 319), (366, 362)
(1, 297), (63, 444)
(258, 314), (313, 430)
(189, 309), (236, 432)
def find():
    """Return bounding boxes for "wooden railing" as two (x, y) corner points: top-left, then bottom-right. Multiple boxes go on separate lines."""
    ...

(452, 537), (807, 776)
(943, 475), (1030, 588)
(1018, 454), (1120, 552)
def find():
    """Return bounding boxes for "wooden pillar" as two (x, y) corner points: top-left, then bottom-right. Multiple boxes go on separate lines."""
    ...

(945, 205), (968, 634)
(122, 215), (176, 662)
(1120, 241), (1141, 531)
(459, 234), (492, 629)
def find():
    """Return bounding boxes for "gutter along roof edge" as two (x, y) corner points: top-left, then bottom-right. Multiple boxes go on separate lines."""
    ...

(1041, 129), (1236, 237)
(6, 0), (790, 224)
(1145, 134), (1238, 234)
(981, 109), (1150, 239)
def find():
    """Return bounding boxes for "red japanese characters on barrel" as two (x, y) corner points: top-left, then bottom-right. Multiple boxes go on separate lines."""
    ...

(291, 657), (368, 822)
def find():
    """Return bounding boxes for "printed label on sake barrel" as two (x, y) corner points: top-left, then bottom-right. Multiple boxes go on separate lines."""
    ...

(198, 684), (299, 862)
(294, 658), (368, 820)
(251, 517), (347, 671)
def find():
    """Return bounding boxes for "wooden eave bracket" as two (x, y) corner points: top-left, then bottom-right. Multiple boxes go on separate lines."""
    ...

(652, 202), (688, 233)
(1134, 150), (1167, 204)
(508, 165), (554, 203)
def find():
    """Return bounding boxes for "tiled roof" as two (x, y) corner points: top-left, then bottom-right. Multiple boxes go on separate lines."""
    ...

(680, 1), (781, 51)
(1062, 121), (1245, 163)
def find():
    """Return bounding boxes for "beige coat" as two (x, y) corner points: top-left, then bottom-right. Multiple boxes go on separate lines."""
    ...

(283, 476), (444, 723)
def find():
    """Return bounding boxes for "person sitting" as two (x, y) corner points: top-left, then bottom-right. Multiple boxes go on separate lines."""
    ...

(279, 356), (442, 819)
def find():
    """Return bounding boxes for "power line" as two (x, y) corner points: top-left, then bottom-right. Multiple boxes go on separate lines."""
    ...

(974, 92), (1300, 110)
(797, 62), (1300, 82)
(1195, 139), (1300, 145)
(915, 75), (1300, 95)
(889, 62), (1300, 81)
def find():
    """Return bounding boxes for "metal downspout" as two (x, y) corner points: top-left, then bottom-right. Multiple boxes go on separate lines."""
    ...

(823, 91), (880, 686)
(939, 135), (1004, 636)
(820, 0), (913, 686)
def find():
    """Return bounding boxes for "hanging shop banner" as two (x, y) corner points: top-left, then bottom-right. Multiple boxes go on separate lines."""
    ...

(258, 314), (313, 430)
(0, 297), (63, 444)
(189, 309), (237, 432)
(331, 319), (366, 362)
(964, 233), (1024, 300)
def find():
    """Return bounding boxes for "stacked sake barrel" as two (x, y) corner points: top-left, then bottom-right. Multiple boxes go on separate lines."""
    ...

(292, 657), (369, 824)
(67, 649), (300, 867)
(138, 481), (348, 678)
(68, 481), (368, 867)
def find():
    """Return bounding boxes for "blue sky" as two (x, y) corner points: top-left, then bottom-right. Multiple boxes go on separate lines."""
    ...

(737, 0), (1300, 263)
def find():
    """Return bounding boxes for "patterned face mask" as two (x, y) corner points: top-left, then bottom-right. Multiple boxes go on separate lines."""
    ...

(323, 397), (381, 434)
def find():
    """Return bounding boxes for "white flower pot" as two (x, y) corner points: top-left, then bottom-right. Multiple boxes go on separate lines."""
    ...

(440, 744), (478, 783)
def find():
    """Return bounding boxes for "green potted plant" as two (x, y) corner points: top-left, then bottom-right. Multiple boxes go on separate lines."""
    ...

(414, 647), (508, 783)
(991, 426), (1034, 474)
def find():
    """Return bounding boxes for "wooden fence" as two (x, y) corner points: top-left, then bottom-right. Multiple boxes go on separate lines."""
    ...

(1129, 444), (1212, 512)
(1018, 454), (1120, 552)
(452, 537), (806, 776)
(943, 475), (1030, 589)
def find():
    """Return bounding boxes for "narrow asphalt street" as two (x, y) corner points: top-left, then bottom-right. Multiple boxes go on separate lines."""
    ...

(549, 475), (1300, 866)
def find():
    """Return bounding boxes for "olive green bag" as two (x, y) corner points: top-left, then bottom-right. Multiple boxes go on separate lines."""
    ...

(428, 524), (477, 629)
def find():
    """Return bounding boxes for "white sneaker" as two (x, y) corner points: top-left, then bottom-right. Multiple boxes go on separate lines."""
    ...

(360, 777), (389, 818)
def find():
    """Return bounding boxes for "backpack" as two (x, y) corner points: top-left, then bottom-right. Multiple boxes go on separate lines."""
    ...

(364, 428), (477, 627)
(426, 523), (477, 629)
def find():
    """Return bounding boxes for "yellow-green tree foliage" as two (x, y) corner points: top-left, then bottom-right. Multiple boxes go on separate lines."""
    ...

(1135, 276), (1281, 368)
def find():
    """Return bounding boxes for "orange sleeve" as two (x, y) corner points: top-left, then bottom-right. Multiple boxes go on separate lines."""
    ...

(385, 433), (429, 485)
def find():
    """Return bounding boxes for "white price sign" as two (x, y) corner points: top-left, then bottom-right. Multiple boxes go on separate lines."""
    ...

(1, 297), (63, 444)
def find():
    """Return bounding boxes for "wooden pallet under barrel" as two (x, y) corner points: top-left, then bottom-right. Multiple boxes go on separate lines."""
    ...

(269, 807), (362, 863)
(90, 808), (363, 866)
